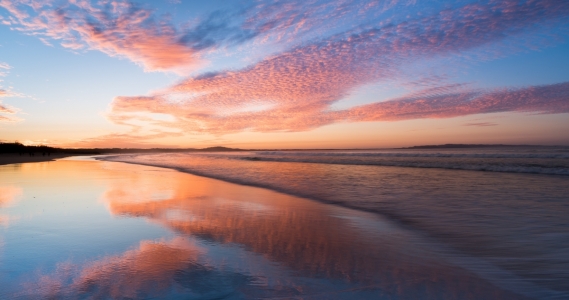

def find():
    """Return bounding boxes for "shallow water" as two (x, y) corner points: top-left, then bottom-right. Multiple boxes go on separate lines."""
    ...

(0, 158), (545, 299)
(103, 147), (569, 298)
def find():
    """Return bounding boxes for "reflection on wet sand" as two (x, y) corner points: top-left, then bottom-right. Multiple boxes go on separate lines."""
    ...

(4, 160), (532, 299)
(22, 238), (262, 299)
(0, 186), (22, 207)
(0, 186), (21, 226)
(70, 239), (199, 298)
(98, 162), (526, 299)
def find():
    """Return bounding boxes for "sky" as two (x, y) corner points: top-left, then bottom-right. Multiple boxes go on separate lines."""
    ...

(0, 0), (568, 149)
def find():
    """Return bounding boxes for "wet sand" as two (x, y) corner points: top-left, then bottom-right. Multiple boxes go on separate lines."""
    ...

(0, 158), (532, 299)
(0, 153), (73, 165)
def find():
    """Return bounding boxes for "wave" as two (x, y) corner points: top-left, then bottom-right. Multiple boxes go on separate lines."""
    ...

(99, 152), (569, 299)
(235, 155), (569, 176)
(255, 151), (569, 159)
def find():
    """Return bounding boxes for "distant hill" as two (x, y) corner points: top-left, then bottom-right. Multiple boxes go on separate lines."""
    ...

(399, 144), (557, 149)
(3, 142), (564, 155)
(199, 146), (241, 152)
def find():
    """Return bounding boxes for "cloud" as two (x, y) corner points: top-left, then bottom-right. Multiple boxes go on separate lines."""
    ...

(1, 0), (198, 72)
(0, 0), (389, 73)
(66, 131), (183, 148)
(0, 62), (10, 77)
(0, 62), (23, 122)
(1, 0), (278, 72)
(109, 81), (569, 136)
(0, 91), (19, 122)
(0, 105), (14, 113)
(0, 90), (21, 122)
(342, 82), (569, 122)
(0, 62), (11, 98)
(3, 0), (569, 141)
(0, 115), (23, 123)
(103, 0), (569, 138)
(464, 122), (498, 127)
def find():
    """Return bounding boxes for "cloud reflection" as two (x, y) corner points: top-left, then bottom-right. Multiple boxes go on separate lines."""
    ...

(0, 185), (22, 226)
(10, 160), (533, 299)
(22, 238), (261, 299)
(95, 165), (524, 299)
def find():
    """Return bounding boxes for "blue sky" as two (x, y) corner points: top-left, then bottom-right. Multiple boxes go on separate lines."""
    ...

(0, 0), (568, 148)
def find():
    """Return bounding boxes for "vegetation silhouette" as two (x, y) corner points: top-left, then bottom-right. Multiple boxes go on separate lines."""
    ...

(0, 142), (242, 155)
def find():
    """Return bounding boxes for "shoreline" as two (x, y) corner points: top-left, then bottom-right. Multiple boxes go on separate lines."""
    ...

(95, 153), (569, 298)
(0, 154), (75, 166)
(1, 158), (534, 299)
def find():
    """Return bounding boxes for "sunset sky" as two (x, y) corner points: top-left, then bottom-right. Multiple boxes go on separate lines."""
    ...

(0, 0), (568, 149)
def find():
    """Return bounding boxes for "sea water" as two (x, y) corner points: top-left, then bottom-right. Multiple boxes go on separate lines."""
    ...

(103, 146), (569, 298)
(1, 147), (568, 299)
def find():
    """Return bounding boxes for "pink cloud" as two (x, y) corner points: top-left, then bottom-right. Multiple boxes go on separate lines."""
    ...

(102, 0), (569, 138)
(3, 1), (568, 141)
(0, 89), (20, 122)
(0, 104), (14, 113)
(343, 82), (569, 122)
(0, 62), (22, 122)
(0, 91), (19, 122)
(109, 82), (569, 136)
(0, 62), (10, 74)
(65, 131), (183, 148)
(464, 122), (498, 127)
(0, 0), (199, 72)
(1, 0), (386, 73)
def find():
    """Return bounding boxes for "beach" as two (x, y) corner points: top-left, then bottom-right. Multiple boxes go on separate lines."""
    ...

(0, 156), (549, 299)
(103, 148), (569, 298)
(0, 154), (73, 166)
(2, 0), (568, 298)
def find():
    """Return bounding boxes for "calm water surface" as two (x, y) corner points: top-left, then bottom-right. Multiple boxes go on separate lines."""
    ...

(104, 147), (569, 299)
(0, 151), (567, 299)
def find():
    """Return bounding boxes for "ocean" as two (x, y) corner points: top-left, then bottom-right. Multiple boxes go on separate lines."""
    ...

(103, 146), (569, 298)
(1, 147), (568, 299)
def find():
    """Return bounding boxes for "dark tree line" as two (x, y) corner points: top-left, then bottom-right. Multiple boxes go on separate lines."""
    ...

(0, 142), (100, 155)
(1, 142), (242, 155)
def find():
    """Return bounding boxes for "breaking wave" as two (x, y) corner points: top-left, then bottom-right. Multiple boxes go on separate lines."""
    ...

(204, 148), (569, 176)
